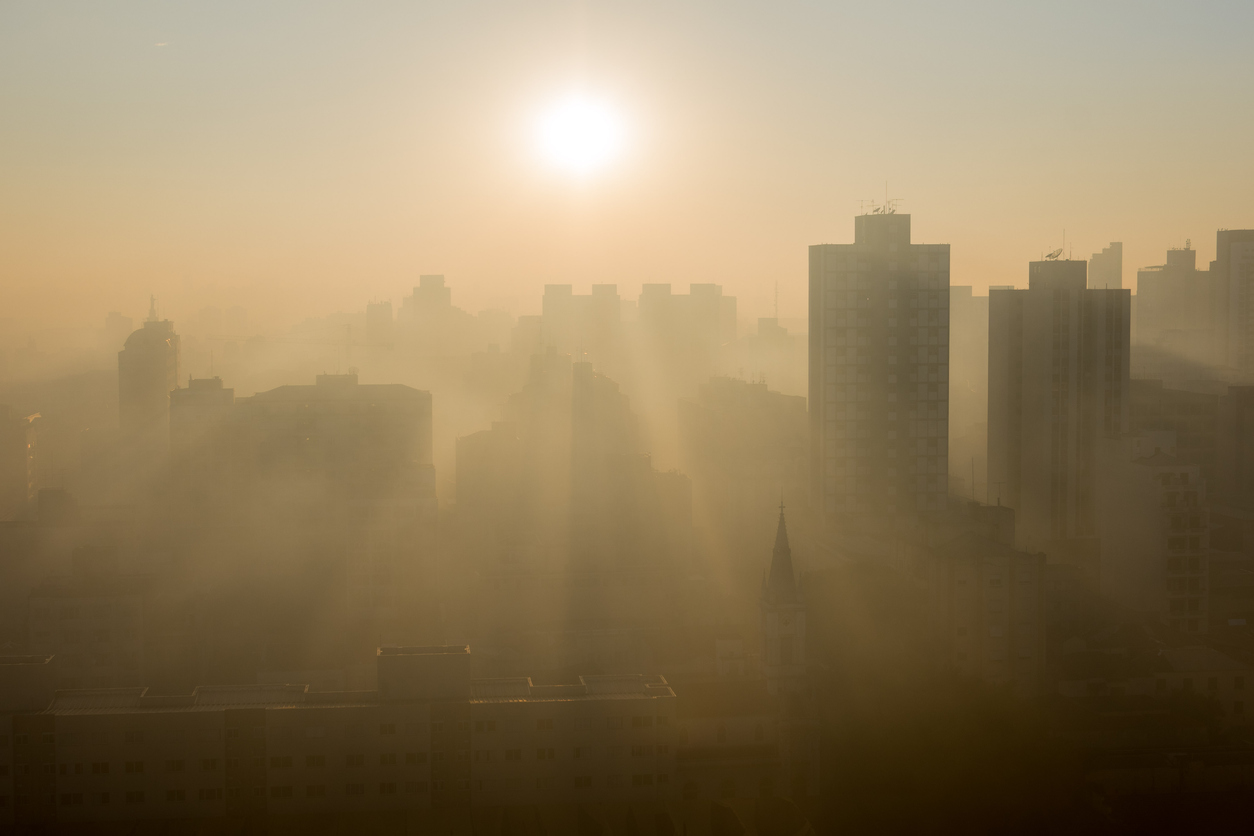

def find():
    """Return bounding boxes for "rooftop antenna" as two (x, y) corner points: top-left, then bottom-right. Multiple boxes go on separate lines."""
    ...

(147, 295), (158, 322)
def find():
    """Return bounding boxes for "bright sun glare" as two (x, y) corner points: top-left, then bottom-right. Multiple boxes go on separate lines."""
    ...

(535, 95), (626, 176)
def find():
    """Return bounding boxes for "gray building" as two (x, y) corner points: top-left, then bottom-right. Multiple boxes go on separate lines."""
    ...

(809, 211), (950, 519)
(987, 259), (1131, 559)
(1088, 242), (1123, 290)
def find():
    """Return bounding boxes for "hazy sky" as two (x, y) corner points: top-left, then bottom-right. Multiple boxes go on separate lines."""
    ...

(2, 0), (1251, 331)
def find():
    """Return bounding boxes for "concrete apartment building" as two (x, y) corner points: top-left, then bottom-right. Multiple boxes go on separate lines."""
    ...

(987, 258), (1131, 564)
(1, 647), (678, 831)
(809, 211), (951, 519)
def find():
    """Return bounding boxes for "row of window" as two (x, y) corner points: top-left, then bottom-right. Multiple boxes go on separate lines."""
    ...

(48, 774), (674, 806)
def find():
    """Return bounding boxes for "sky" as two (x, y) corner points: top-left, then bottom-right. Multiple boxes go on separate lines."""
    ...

(1, 0), (1252, 332)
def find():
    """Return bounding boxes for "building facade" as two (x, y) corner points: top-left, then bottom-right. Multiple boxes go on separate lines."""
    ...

(809, 211), (951, 519)
(987, 259), (1131, 556)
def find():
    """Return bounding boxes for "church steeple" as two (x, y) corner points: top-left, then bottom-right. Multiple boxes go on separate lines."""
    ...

(764, 503), (798, 605)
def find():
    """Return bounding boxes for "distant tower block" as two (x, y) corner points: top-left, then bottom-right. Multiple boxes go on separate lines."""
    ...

(118, 300), (180, 467)
(1088, 242), (1123, 290)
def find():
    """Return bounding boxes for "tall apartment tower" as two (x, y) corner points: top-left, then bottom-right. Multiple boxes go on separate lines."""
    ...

(1216, 229), (1254, 370)
(118, 299), (180, 468)
(1088, 242), (1122, 289)
(987, 260), (1131, 556)
(809, 212), (950, 519)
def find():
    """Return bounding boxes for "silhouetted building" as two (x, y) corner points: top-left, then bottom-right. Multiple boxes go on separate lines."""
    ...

(1097, 433), (1210, 634)
(28, 575), (152, 689)
(0, 406), (39, 520)
(679, 377), (807, 527)
(987, 258), (1131, 558)
(2, 645), (682, 829)
(1136, 242), (1219, 368)
(1089, 242), (1123, 289)
(117, 300), (180, 471)
(540, 284), (623, 363)
(809, 211), (950, 519)
(1129, 380), (1219, 485)
(365, 301), (394, 347)
(1216, 229), (1254, 370)
(929, 508), (1046, 699)
(950, 286), (989, 500)
(760, 509), (805, 698)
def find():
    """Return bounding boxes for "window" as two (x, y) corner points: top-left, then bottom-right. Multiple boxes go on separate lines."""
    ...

(124, 731), (143, 743)
(124, 761), (144, 775)
(573, 776), (592, 788)
(474, 720), (496, 732)
(536, 748), (555, 760)
(504, 749), (522, 762)
(631, 745), (653, 757)
(165, 760), (184, 773)
(99, 792), (110, 805)
(606, 717), (623, 730)
(405, 752), (427, 765)
(226, 728), (241, 740)
(92, 762), (109, 775)
(379, 782), (397, 796)
(572, 746), (586, 759)
(656, 715), (669, 727)
(379, 753), (396, 766)
(305, 726), (325, 738)
(270, 756), (292, 769)
(270, 786), (292, 799)
(306, 785), (326, 798)
(59, 793), (84, 805)
(657, 745), (669, 754)
(536, 719), (553, 730)
(404, 781), (428, 795)
(306, 755), (325, 768)
(166, 790), (185, 802)
(125, 791), (144, 803)
(345, 784), (365, 797)
(200, 759), (217, 771)
(379, 723), (396, 735)
(473, 750), (492, 763)
(345, 754), (364, 767)
(631, 716), (653, 729)
(1237, 677), (1245, 691)
(198, 788), (222, 801)
(535, 777), (554, 789)
(632, 774), (655, 787)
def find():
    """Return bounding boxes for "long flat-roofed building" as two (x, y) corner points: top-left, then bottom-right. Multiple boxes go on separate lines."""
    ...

(3, 646), (678, 830)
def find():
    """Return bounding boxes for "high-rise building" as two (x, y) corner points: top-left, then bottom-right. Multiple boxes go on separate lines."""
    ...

(117, 299), (179, 469)
(1215, 230), (1254, 370)
(1135, 243), (1219, 368)
(987, 259), (1131, 557)
(1088, 242), (1123, 289)
(808, 211), (951, 519)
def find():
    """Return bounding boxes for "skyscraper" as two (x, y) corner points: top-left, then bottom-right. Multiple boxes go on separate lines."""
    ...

(987, 259), (1131, 555)
(1215, 229), (1254, 370)
(808, 211), (950, 519)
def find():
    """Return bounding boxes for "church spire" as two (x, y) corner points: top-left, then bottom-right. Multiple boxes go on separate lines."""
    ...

(765, 504), (798, 604)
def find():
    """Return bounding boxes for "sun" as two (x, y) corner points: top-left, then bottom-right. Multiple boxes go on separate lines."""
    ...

(535, 94), (626, 176)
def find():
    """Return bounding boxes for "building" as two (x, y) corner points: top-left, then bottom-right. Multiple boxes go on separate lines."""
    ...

(1215, 229), (1254, 370)
(929, 518), (1046, 699)
(0, 406), (39, 521)
(809, 210), (951, 519)
(987, 258), (1131, 557)
(0, 646), (680, 831)
(26, 576), (152, 690)
(677, 377), (808, 525)
(1136, 243), (1219, 368)
(1096, 434), (1210, 633)
(117, 300), (180, 471)
(540, 284), (623, 363)
(1088, 242), (1123, 289)
(949, 286), (989, 500)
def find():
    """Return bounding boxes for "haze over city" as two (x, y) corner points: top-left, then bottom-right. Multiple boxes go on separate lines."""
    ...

(2, 1), (1254, 834)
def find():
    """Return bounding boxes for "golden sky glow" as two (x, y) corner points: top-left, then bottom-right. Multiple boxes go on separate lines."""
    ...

(1, 1), (1252, 333)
